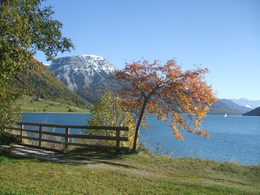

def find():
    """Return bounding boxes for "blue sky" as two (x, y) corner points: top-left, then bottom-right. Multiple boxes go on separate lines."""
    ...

(35, 0), (260, 100)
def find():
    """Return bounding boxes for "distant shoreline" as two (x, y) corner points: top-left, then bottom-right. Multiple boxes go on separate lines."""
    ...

(22, 112), (90, 114)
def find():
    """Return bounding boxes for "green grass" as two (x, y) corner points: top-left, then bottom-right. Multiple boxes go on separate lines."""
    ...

(19, 96), (90, 113)
(0, 147), (259, 194)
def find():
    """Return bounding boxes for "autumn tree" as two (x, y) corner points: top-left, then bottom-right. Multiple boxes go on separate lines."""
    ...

(0, 0), (74, 129)
(113, 59), (217, 151)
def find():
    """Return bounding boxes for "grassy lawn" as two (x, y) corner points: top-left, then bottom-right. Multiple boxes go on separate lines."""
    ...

(0, 147), (259, 194)
(19, 96), (90, 113)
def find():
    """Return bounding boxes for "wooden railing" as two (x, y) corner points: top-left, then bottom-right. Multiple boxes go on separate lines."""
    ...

(5, 122), (129, 152)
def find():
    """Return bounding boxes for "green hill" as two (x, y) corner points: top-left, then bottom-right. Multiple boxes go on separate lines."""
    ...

(19, 96), (90, 113)
(14, 62), (91, 109)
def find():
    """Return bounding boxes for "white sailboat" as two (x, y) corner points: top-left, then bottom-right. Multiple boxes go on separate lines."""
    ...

(224, 113), (227, 117)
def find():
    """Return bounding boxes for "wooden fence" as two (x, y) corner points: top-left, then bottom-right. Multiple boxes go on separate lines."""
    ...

(5, 122), (129, 152)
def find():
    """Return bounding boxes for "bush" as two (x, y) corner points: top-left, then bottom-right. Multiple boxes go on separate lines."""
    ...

(83, 92), (135, 149)
(0, 131), (21, 145)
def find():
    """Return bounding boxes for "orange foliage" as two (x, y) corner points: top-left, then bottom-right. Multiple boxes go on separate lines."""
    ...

(112, 59), (217, 150)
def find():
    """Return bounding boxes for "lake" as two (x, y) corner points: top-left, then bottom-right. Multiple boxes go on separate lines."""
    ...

(21, 113), (260, 165)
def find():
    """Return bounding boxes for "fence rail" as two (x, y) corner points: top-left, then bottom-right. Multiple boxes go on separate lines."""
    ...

(5, 122), (129, 152)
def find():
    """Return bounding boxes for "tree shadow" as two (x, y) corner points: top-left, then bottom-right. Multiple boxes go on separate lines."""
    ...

(1, 145), (138, 170)
(64, 146), (138, 169)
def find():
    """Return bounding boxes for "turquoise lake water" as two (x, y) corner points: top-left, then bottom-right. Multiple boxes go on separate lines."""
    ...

(21, 113), (260, 165)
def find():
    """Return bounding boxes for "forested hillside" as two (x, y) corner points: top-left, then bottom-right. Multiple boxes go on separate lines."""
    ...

(76, 81), (125, 103)
(220, 99), (251, 113)
(243, 107), (260, 116)
(205, 100), (244, 115)
(14, 62), (91, 109)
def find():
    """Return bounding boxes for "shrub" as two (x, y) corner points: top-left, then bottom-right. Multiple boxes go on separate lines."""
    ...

(0, 131), (21, 145)
(83, 92), (135, 149)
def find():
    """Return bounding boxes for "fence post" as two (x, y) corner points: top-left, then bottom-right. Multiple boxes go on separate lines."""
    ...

(116, 129), (120, 153)
(65, 127), (70, 151)
(39, 125), (42, 147)
(20, 124), (24, 143)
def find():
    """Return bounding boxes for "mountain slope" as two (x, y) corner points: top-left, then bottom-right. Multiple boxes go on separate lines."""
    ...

(14, 61), (91, 109)
(243, 107), (260, 116)
(76, 82), (122, 103)
(230, 98), (260, 109)
(207, 100), (244, 115)
(48, 55), (118, 92)
(220, 99), (251, 113)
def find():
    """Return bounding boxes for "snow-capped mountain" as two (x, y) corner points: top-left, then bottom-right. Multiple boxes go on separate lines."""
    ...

(230, 98), (260, 109)
(48, 55), (118, 91)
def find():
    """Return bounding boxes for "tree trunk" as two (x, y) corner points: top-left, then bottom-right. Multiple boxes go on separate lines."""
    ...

(132, 85), (160, 151)
(133, 98), (148, 151)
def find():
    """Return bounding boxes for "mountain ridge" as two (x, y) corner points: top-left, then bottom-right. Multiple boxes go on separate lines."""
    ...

(207, 99), (246, 115)
(230, 98), (260, 109)
(46, 55), (254, 115)
(220, 99), (251, 113)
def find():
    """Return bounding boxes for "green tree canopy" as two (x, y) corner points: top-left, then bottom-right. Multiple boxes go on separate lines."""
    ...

(0, 0), (74, 129)
(0, 0), (74, 75)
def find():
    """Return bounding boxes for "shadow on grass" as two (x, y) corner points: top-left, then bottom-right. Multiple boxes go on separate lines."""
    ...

(64, 146), (139, 169)
(0, 146), (140, 170)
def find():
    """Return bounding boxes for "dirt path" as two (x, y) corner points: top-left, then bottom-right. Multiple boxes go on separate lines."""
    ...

(6, 145), (152, 175)
(9, 145), (119, 167)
